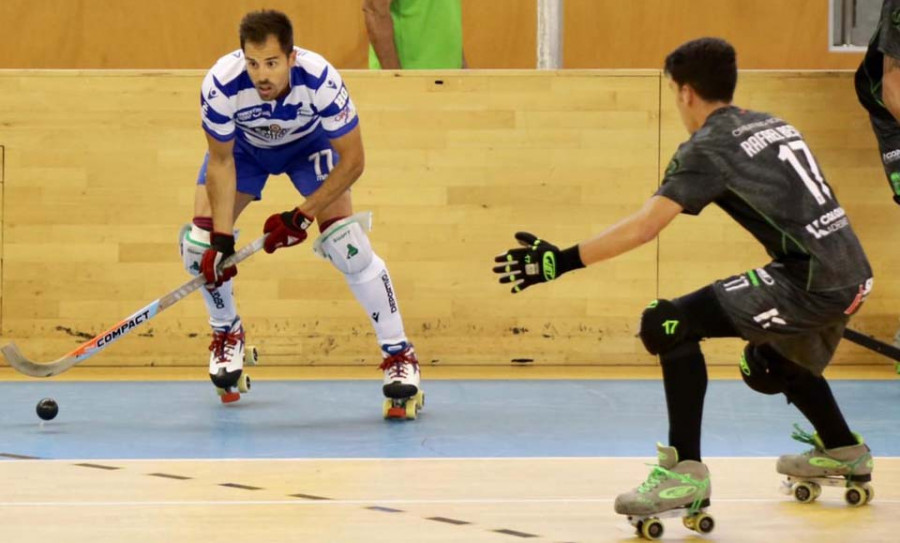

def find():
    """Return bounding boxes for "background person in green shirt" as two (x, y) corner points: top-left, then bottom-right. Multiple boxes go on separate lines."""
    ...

(363, 0), (465, 69)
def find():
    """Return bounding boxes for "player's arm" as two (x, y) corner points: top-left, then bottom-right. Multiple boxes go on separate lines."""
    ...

(261, 125), (365, 254)
(493, 196), (683, 293)
(363, 0), (402, 69)
(204, 133), (237, 234)
(884, 54), (900, 122)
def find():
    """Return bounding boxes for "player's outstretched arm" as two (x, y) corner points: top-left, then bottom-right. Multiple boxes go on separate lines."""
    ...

(492, 196), (682, 294)
(883, 54), (900, 123)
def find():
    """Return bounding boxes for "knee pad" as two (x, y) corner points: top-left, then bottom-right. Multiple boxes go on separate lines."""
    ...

(313, 212), (375, 275)
(639, 299), (687, 355)
(740, 344), (789, 395)
(180, 224), (210, 276)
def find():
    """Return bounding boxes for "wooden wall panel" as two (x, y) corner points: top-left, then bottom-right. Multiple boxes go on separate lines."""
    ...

(0, 0), (535, 70)
(657, 72), (900, 366)
(0, 70), (660, 366)
(566, 0), (865, 69)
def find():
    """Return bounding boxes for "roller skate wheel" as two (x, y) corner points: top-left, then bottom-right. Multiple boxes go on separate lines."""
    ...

(640, 518), (663, 540)
(382, 398), (392, 419)
(415, 391), (425, 409)
(682, 516), (695, 531)
(694, 513), (714, 534)
(633, 520), (643, 536)
(245, 345), (259, 367)
(863, 484), (874, 504)
(793, 482), (817, 503)
(238, 373), (251, 393)
(404, 399), (418, 420)
(844, 485), (866, 507)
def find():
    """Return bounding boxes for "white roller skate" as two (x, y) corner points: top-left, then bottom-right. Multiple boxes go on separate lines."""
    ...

(615, 444), (714, 540)
(379, 342), (424, 420)
(777, 424), (874, 506)
(208, 316), (257, 403)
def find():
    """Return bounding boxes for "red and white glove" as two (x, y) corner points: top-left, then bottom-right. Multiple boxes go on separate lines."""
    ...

(263, 208), (314, 254)
(200, 232), (237, 289)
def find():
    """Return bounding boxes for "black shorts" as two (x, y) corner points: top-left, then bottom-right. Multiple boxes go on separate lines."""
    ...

(709, 264), (872, 375)
(868, 114), (900, 202)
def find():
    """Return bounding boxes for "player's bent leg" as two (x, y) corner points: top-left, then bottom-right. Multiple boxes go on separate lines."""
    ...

(739, 344), (790, 395)
(313, 214), (423, 416)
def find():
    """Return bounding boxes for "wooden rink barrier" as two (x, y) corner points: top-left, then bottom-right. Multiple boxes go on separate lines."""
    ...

(0, 70), (896, 367)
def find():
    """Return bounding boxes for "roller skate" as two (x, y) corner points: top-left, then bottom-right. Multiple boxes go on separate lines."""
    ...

(379, 342), (424, 420)
(615, 444), (714, 540)
(208, 316), (257, 403)
(777, 424), (874, 506)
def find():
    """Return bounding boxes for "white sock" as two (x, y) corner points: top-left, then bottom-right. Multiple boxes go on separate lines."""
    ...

(182, 224), (239, 328)
(344, 254), (407, 348)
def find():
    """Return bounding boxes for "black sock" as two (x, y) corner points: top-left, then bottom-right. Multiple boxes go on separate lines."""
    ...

(660, 341), (708, 462)
(784, 371), (856, 449)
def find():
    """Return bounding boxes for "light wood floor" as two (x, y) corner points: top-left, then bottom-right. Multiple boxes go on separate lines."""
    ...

(0, 457), (897, 543)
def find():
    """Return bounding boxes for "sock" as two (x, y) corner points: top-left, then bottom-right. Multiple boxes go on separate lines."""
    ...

(784, 372), (856, 449)
(343, 253), (407, 349)
(660, 341), (708, 462)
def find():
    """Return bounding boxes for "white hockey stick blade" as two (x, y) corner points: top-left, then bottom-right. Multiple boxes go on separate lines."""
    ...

(0, 234), (267, 378)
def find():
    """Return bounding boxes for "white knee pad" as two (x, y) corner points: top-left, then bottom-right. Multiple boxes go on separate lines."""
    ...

(180, 224), (210, 276)
(314, 212), (376, 277)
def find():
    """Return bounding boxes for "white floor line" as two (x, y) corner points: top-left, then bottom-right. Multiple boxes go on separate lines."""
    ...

(0, 497), (896, 507)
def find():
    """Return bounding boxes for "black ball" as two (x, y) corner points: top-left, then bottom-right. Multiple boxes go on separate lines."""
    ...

(36, 398), (59, 421)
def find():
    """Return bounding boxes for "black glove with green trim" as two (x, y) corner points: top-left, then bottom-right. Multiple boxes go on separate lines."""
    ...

(492, 232), (584, 293)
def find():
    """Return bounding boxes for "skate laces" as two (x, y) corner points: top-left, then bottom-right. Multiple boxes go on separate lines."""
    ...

(209, 328), (243, 364)
(379, 349), (418, 379)
(790, 424), (823, 452)
(638, 466), (671, 493)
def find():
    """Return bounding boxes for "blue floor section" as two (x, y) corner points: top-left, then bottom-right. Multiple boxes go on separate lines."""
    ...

(0, 380), (897, 460)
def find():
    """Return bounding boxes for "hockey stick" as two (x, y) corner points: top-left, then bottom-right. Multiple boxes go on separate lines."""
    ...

(842, 328), (900, 373)
(0, 235), (267, 378)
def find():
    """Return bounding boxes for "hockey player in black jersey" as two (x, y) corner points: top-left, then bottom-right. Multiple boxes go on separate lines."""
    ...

(495, 37), (875, 538)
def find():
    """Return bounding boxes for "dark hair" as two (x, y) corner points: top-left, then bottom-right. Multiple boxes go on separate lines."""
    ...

(239, 10), (294, 56)
(664, 37), (737, 102)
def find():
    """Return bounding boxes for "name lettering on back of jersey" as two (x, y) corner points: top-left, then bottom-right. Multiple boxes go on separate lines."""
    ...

(739, 124), (801, 158)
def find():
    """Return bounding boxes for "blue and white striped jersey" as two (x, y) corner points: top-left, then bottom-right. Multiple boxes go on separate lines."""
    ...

(200, 47), (358, 149)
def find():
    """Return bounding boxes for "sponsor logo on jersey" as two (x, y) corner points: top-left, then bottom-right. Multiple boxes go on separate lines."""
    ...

(326, 79), (337, 90)
(804, 206), (849, 239)
(665, 157), (680, 175)
(207, 88), (218, 100)
(334, 86), (349, 109)
(333, 104), (353, 125)
(753, 308), (786, 330)
(236, 106), (270, 122)
(882, 149), (900, 164)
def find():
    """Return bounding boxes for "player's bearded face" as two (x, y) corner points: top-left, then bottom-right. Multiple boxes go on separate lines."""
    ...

(244, 35), (297, 101)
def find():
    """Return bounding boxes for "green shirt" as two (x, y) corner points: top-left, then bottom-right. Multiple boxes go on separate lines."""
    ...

(368, 0), (463, 69)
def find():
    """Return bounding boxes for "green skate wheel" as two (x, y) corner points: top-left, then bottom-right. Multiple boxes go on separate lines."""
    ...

(238, 373), (251, 394)
(682, 516), (694, 531)
(641, 518), (663, 540)
(793, 482), (817, 503)
(845, 485), (866, 507)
